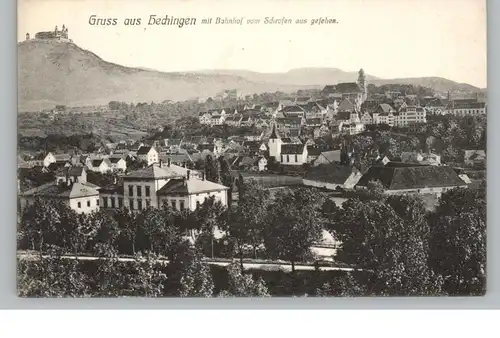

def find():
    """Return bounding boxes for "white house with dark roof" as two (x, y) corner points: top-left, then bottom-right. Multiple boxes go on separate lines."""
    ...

(355, 164), (467, 196)
(20, 171), (100, 214)
(87, 158), (112, 173)
(303, 163), (362, 190)
(280, 144), (308, 165)
(137, 146), (159, 166)
(99, 160), (228, 212)
(109, 156), (127, 172)
(395, 106), (426, 127)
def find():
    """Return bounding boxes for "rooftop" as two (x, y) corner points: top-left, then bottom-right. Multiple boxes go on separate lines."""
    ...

(157, 178), (229, 195)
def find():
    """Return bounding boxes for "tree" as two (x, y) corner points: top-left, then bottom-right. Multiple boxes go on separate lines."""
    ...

(428, 187), (486, 295)
(165, 241), (214, 297)
(226, 180), (270, 269)
(358, 180), (386, 201)
(136, 207), (179, 255)
(91, 243), (126, 296)
(219, 156), (235, 206)
(194, 196), (227, 258)
(204, 155), (220, 183)
(129, 252), (167, 297)
(219, 263), (270, 297)
(17, 245), (90, 297)
(264, 188), (326, 273)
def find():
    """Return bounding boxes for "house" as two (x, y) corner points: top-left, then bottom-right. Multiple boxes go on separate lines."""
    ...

(210, 114), (225, 126)
(282, 105), (306, 118)
(395, 106), (426, 127)
(164, 138), (183, 153)
(355, 164), (468, 196)
(256, 156), (268, 171)
(280, 144), (308, 165)
(306, 146), (323, 163)
(243, 141), (267, 155)
(341, 122), (365, 135)
(157, 173), (229, 211)
(109, 156), (128, 172)
(360, 111), (373, 124)
(88, 158), (112, 173)
(303, 164), (362, 190)
(121, 163), (201, 211)
(159, 153), (193, 167)
(335, 82), (364, 107)
(313, 125), (330, 139)
(401, 152), (441, 166)
(137, 146), (159, 166)
(448, 101), (486, 116)
(463, 150), (486, 167)
(198, 111), (212, 125)
(313, 150), (342, 166)
(306, 118), (322, 128)
(55, 166), (87, 185)
(43, 152), (72, 168)
(336, 98), (356, 113)
(197, 143), (221, 156)
(275, 117), (303, 130)
(20, 176), (100, 215)
(240, 116), (254, 127)
(225, 114), (243, 127)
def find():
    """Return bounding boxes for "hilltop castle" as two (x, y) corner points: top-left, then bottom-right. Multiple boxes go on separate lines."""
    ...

(26, 24), (72, 42)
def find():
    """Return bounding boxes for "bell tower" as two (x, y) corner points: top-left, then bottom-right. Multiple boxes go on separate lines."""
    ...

(268, 124), (282, 162)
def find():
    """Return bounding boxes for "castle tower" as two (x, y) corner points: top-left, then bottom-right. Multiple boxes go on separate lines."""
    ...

(268, 124), (282, 162)
(25, 32), (30, 40)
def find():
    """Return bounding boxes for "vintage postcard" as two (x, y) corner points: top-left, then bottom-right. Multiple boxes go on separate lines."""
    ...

(17, 0), (486, 298)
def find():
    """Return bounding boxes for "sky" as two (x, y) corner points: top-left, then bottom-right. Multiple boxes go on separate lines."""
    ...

(18, 0), (487, 88)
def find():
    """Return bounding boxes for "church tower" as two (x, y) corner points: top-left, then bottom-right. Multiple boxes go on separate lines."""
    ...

(357, 68), (367, 103)
(268, 124), (282, 162)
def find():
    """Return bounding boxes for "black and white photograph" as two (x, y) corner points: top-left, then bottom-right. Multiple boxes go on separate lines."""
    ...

(16, 0), (487, 298)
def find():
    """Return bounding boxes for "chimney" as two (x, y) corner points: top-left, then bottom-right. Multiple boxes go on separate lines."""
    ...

(187, 170), (191, 181)
(202, 172), (205, 181)
(167, 158), (171, 167)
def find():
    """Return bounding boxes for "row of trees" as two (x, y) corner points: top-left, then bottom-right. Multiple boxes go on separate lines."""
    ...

(18, 178), (486, 296)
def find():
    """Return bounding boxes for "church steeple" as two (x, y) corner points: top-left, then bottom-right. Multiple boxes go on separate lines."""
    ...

(270, 123), (279, 139)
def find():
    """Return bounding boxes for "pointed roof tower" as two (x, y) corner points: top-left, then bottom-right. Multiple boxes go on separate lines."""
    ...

(270, 124), (280, 139)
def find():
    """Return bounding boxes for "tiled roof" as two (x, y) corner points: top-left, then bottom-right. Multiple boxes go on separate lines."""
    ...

(22, 181), (100, 199)
(356, 165), (466, 190)
(335, 82), (362, 93)
(305, 163), (358, 184)
(337, 98), (355, 112)
(306, 118), (322, 125)
(124, 164), (192, 180)
(159, 153), (193, 164)
(281, 144), (305, 155)
(157, 178), (229, 195)
(318, 150), (341, 164)
(376, 103), (396, 113)
(137, 146), (153, 155)
(335, 111), (352, 121)
(307, 146), (323, 156)
(282, 105), (305, 113)
(321, 85), (336, 94)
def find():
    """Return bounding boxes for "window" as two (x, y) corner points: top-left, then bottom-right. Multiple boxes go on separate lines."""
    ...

(103, 198), (108, 208)
(295, 154), (298, 162)
(287, 155), (290, 162)
(97, 199), (99, 206)
(111, 198), (115, 208)
(136, 186), (142, 197)
(146, 200), (151, 208)
(118, 198), (123, 208)
(129, 199), (134, 210)
(196, 201), (200, 209)
(77, 202), (81, 208)
(171, 200), (176, 210)
(128, 185), (133, 196)
(137, 200), (143, 210)
(180, 200), (185, 211)
(145, 186), (150, 197)
(87, 200), (91, 207)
